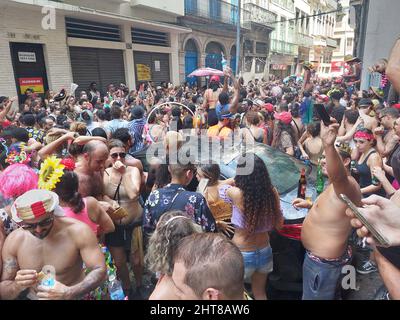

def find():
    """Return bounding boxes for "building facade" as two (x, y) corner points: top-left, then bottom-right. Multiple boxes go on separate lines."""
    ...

(268, 0), (298, 78)
(332, 0), (355, 75)
(293, 0), (313, 75)
(308, 0), (338, 77)
(240, 0), (276, 82)
(0, 0), (191, 100)
(178, 0), (277, 85)
(178, 0), (241, 87)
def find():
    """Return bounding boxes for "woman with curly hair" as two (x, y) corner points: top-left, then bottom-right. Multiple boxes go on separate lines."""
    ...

(220, 154), (283, 300)
(146, 210), (202, 300)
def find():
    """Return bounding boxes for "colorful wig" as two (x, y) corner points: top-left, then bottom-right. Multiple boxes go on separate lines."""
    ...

(0, 164), (38, 199)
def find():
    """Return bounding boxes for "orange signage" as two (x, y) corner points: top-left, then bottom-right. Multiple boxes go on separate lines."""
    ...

(19, 77), (44, 94)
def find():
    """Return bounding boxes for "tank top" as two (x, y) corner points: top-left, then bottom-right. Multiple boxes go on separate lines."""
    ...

(355, 150), (385, 197)
(219, 184), (272, 233)
(204, 185), (232, 221)
(62, 198), (99, 235)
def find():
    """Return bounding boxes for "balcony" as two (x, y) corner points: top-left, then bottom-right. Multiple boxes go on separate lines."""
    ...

(271, 39), (298, 56)
(242, 3), (277, 30)
(325, 0), (338, 9)
(184, 0), (250, 28)
(296, 32), (313, 48)
(131, 0), (184, 15)
(271, 0), (294, 13)
(326, 37), (338, 48)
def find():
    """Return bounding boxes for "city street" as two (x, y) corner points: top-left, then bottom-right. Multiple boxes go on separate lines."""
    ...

(0, 0), (399, 303)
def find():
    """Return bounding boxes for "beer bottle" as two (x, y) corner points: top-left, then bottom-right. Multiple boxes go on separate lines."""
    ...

(316, 159), (325, 195)
(297, 168), (307, 199)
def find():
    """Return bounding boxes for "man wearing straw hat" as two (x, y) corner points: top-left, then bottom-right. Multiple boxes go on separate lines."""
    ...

(0, 189), (106, 300)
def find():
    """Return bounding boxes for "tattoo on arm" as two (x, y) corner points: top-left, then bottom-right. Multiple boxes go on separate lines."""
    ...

(68, 266), (105, 299)
(2, 258), (17, 279)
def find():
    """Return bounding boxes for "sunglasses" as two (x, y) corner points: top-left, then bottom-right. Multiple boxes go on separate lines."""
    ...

(20, 216), (54, 230)
(111, 152), (126, 159)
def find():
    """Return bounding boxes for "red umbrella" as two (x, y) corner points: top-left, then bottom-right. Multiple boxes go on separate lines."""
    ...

(188, 67), (224, 77)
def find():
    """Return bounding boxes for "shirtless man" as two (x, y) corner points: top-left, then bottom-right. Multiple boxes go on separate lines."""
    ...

(298, 119), (362, 300)
(0, 189), (106, 300)
(358, 98), (379, 132)
(75, 140), (109, 199)
(374, 108), (400, 158)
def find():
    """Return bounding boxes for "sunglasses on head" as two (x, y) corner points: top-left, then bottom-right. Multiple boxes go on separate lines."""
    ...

(111, 152), (126, 159)
(20, 216), (54, 230)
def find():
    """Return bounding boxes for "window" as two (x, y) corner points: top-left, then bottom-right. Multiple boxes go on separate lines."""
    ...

(244, 40), (253, 54)
(244, 56), (253, 72)
(255, 57), (266, 73)
(347, 38), (353, 49)
(256, 42), (268, 54)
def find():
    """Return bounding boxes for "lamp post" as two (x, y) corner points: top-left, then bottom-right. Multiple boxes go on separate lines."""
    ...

(235, 0), (241, 77)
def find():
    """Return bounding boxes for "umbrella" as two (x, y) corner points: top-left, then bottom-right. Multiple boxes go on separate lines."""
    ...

(188, 67), (224, 77)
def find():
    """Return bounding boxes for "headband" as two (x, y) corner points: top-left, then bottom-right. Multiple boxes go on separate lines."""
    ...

(163, 215), (190, 227)
(354, 131), (375, 141)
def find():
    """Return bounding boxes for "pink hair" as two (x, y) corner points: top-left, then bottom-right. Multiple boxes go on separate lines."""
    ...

(0, 164), (38, 199)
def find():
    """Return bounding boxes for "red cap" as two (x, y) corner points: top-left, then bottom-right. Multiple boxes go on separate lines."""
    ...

(274, 111), (293, 125)
(317, 94), (329, 103)
(1, 120), (12, 128)
(264, 103), (274, 112)
(210, 75), (220, 83)
(392, 103), (400, 110)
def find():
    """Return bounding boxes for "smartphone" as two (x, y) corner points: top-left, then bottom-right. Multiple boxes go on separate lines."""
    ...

(314, 103), (332, 126)
(339, 194), (390, 247)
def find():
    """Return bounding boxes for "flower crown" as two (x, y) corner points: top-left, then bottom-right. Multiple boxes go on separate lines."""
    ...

(5, 143), (31, 165)
(38, 156), (76, 191)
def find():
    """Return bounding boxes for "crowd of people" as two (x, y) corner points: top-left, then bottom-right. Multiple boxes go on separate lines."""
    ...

(1, 37), (400, 301)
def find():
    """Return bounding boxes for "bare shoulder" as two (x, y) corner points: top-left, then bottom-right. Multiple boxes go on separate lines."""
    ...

(227, 186), (242, 200)
(127, 165), (140, 175)
(85, 196), (98, 210)
(126, 157), (143, 172)
(3, 228), (27, 252)
(61, 217), (94, 238)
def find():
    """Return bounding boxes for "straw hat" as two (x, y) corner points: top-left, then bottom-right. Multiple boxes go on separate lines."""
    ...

(344, 55), (361, 63)
(11, 189), (65, 223)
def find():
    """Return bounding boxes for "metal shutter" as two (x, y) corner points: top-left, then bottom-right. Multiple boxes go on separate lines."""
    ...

(98, 49), (126, 89)
(69, 47), (126, 94)
(133, 51), (170, 85)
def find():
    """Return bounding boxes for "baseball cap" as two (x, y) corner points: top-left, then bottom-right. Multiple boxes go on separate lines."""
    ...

(11, 189), (65, 223)
(210, 75), (220, 83)
(359, 98), (373, 107)
(274, 111), (293, 125)
(220, 111), (235, 120)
